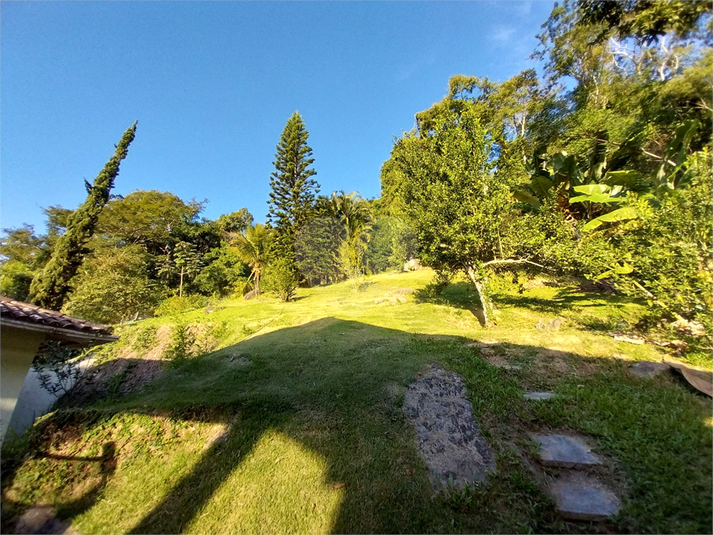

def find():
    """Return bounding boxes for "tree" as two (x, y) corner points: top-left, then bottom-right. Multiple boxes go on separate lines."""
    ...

(231, 224), (271, 296)
(262, 257), (298, 302)
(96, 190), (203, 255)
(392, 107), (569, 326)
(158, 241), (203, 298)
(216, 208), (254, 235)
(193, 244), (249, 297)
(266, 112), (320, 269)
(326, 191), (373, 281)
(28, 122), (138, 309)
(63, 245), (162, 324)
(294, 198), (343, 286)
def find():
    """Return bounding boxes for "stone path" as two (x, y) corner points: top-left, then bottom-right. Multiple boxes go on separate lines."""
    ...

(524, 391), (556, 400)
(549, 472), (621, 521)
(530, 434), (601, 468)
(530, 433), (620, 521)
(405, 362), (622, 521)
(403, 364), (495, 491)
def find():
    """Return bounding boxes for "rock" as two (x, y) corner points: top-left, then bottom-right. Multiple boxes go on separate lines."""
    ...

(530, 433), (601, 468)
(403, 364), (496, 491)
(524, 391), (556, 400)
(535, 318), (564, 331)
(374, 297), (389, 304)
(403, 258), (422, 272)
(14, 505), (77, 534)
(244, 289), (257, 300)
(671, 318), (707, 337)
(629, 361), (671, 378)
(549, 472), (620, 521)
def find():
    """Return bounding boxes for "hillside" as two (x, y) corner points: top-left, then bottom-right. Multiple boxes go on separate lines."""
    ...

(2, 269), (711, 534)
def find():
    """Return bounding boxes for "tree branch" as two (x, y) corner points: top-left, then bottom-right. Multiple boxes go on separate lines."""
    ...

(482, 258), (548, 269)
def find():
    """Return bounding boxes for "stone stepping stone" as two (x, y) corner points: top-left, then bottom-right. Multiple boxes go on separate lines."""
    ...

(549, 472), (620, 521)
(530, 433), (601, 468)
(629, 361), (670, 378)
(403, 364), (496, 491)
(524, 391), (556, 400)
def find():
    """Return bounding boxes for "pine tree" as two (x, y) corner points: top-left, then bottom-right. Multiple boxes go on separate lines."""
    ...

(266, 112), (320, 269)
(28, 122), (137, 310)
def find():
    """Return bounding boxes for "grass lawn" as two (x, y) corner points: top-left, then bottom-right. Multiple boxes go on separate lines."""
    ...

(2, 269), (711, 534)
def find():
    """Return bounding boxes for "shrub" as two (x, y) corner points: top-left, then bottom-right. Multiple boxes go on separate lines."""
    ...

(262, 258), (298, 301)
(163, 322), (196, 363)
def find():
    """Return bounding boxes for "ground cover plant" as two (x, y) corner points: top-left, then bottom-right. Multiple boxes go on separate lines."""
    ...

(2, 269), (711, 534)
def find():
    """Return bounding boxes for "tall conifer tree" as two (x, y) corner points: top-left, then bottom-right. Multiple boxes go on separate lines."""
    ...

(266, 112), (320, 269)
(29, 122), (137, 310)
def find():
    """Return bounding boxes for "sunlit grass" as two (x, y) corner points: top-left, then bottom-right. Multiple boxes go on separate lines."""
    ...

(2, 269), (711, 534)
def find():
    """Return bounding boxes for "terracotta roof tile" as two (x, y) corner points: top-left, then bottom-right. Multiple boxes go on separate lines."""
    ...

(0, 296), (114, 335)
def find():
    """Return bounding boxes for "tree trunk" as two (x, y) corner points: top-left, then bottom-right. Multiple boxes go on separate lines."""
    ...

(179, 266), (184, 298)
(465, 264), (494, 327)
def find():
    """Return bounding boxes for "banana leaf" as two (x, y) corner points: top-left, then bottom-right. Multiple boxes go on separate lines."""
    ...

(582, 206), (638, 232)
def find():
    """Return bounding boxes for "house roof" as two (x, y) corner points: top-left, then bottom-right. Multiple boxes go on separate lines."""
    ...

(0, 296), (118, 348)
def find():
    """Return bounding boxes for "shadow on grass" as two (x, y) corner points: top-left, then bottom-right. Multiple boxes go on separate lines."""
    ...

(2, 318), (711, 534)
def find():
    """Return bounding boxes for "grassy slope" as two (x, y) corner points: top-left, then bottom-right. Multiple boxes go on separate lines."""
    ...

(2, 269), (711, 534)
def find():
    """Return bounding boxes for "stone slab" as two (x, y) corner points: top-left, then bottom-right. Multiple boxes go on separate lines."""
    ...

(530, 433), (601, 468)
(524, 391), (556, 400)
(403, 364), (496, 491)
(549, 472), (620, 521)
(629, 361), (670, 378)
(14, 505), (77, 534)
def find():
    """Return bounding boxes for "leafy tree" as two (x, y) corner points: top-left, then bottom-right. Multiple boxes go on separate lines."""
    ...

(0, 225), (45, 267)
(392, 107), (570, 326)
(262, 257), (298, 302)
(28, 122), (138, 309)
(366, 217), (417, 274)
(216, 208), (254, 235)
(64, 245), (162, 324)
(266, 112), (320, 269)
(193, 244), (249, 297)
(96, 190), (202, 255)
(0, 260), (35, 301)
(294, 202), (343, 286)
(231, 224), (271, 296)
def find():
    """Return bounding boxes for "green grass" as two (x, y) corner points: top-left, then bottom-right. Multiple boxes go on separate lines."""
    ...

(2, 270), (711, 534)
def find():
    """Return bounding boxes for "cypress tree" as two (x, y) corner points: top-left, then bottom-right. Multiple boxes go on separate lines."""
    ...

(266, 112), (320, 268)
(29, 122), (138, 310)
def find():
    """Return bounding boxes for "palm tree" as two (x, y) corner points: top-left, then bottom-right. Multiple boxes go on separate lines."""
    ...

(327, 191), (373, 276)
(231, 224), (271, 295)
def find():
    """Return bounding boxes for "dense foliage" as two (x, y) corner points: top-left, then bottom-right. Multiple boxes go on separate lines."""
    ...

(380, 0), (711, 333)
(28, 122), (137, 309)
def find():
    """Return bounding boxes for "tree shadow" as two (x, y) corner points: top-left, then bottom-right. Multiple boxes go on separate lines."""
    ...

(2, 318), (711, 534)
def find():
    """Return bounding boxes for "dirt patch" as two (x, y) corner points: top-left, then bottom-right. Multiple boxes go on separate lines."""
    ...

(403, 364), (496, 491)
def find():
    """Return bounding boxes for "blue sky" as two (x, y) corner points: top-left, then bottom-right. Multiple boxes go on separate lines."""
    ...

(1, 1), (554, 232)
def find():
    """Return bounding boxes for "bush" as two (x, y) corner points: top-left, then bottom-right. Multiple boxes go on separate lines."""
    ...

(0, 260), (35, 301)
(163, 322), (196, 363)
(63, 246), (162, 324)
(262, 258), (298, 301)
